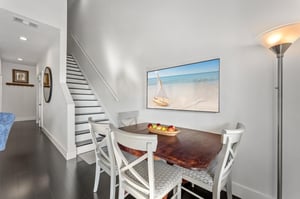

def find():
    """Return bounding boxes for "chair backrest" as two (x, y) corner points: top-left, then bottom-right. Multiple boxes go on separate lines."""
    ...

(118, 111), (139, 127)
(88, 117), (115, 173)
(213, 123), (245, 191)
(110, 124), (158, 198)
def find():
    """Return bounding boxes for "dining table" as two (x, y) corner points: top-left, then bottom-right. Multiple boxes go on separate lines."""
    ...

(120, 123), (222, 170)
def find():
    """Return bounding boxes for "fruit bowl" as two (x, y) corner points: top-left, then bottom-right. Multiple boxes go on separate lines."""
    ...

(147, 123), (180, 136)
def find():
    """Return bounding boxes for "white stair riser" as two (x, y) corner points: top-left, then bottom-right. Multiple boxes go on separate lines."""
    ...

(67, 67), (79, 71)
(67, 70), (83, 76)
(67, 58), (76, 62)
(67, 60), (79, 65)
(67, 74), (85, 80)
(76, 133), (92, 142)
(67, 83), (89, 89)
(76, 132), (102, 142)
(67, 61), (78, 64)
(67, 60), (77, 63)
(67, 79), (87, 84)
(74, 100), (99, 107)
(72, 94), (96, 100)
(76, 143), (95, 155)
(67, 68), (81, 73)
(75, 107), (103, 114)
(75, 113), (106, 123)
(67, 61), (77, 64)
(76, 120), (109, 131)
(69, 89), (92, 94)
(76, 123), (89, 131)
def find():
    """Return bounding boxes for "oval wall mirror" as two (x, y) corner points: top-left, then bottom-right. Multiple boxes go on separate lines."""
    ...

(43, 66), (53, 103)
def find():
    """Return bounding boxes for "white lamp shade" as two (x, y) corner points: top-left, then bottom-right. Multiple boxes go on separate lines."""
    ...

(261, 22), (300, 48)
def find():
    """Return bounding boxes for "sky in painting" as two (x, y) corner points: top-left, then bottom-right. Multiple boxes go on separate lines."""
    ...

(148, 58), (220, 79)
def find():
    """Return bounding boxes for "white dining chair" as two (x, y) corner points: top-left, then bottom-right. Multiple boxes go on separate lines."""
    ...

(110, 124), (182, 199)
(179, 123), (245, 199)
(118, 110), (139, 127)
(88, 117), (117, 199)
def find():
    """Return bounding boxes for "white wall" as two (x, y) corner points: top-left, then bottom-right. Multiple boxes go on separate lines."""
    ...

(2, 62), (36, 121)
(37, 36), (76, 160)
(68, 0), (300, 198)
(0, 0), (76, 159)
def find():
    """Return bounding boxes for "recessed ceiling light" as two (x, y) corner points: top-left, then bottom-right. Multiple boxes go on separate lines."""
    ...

(17, 58), (23, 61)
(19, 36), (27, 41)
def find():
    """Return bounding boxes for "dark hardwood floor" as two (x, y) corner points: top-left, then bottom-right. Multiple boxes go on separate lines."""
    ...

(0, 121), (240, 199)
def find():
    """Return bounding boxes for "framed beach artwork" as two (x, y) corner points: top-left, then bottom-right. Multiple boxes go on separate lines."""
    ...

(147, 58), (220, 112)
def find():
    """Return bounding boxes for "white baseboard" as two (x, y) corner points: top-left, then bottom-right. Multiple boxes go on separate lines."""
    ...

(233, 181), (274, 199)
(41, 127), (76, 160)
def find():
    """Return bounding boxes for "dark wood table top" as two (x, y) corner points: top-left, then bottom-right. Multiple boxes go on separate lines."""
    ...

(120, 123), (222, 170)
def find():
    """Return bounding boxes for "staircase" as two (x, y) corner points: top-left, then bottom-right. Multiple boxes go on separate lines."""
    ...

(66, 55), (109, 154)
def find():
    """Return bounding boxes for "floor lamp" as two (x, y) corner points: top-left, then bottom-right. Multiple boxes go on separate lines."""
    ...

(260, 23), (300, 199)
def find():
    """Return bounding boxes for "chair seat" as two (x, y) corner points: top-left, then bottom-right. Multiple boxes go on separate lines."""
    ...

(179, 167), (214, 187)
(126, 160), (182, 198)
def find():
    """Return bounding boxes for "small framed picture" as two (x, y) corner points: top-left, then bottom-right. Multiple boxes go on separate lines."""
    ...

(12, 69), (29, 83)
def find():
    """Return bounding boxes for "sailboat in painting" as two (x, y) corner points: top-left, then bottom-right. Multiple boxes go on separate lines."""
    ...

(153, 73), (169, 106)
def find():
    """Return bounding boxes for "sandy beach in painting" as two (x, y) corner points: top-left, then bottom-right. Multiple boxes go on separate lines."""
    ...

(148, 80), (219, 112)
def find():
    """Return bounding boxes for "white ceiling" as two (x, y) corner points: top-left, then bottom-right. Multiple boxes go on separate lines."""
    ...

(0, 8), (59, 66)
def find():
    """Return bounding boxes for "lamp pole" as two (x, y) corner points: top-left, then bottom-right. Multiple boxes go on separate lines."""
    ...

(261, 22), (300, 199)
(269, 43), (291, 199)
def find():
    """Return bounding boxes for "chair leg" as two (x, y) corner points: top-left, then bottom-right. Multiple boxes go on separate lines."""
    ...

(213, 191), (221, 199)
(118, 183), (125, 199)
(171, 182), (182, 199)
(177, 182), (181, 199)
(212, 185), (221, 199)
(110, 175), (116, 199)
(226, 176), (233, 199)
(93, 163), (101, 192)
